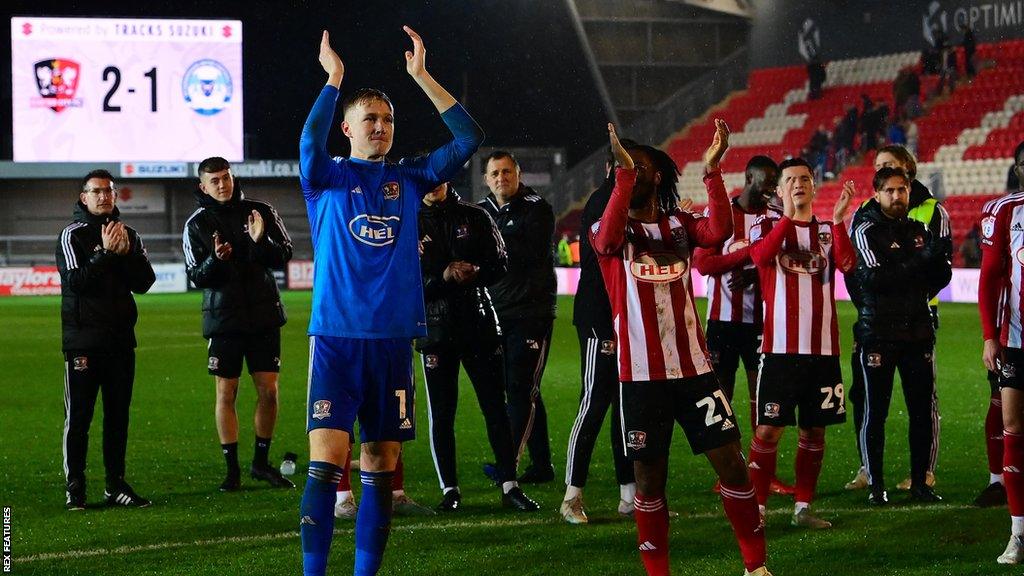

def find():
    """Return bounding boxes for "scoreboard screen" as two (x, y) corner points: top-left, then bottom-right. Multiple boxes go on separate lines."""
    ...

(11, 17), (243, 162)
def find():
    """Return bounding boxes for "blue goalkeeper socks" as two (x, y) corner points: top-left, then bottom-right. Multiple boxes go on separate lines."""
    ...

(354, 470), (394, 576)
(301, 461), (344, 576)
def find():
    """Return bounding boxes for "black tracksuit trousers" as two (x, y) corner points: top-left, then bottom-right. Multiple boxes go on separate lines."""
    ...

(420, 339), (518, 488)
(564, 324), (634, 487)
(854, 341), (939, 489)
(62, 350), (135, 491)
(502, 317), (553, 470)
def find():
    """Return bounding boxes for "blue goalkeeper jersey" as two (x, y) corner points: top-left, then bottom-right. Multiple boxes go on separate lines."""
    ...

(299, 85), (484, 338)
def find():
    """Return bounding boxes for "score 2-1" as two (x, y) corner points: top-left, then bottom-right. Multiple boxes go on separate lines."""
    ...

(102, 66), (157, 112)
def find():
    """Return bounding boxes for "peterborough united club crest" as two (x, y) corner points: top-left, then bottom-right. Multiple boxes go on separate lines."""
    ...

(33, 58), (83, 112)
(182, 59), (233, 116)
(312, 400), (332, 420)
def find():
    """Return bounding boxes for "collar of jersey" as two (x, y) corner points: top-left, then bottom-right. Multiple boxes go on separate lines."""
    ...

(349, 157), (386, 167)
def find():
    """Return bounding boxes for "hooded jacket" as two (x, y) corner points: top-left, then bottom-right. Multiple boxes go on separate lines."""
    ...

(847, 198), (951, 344)
(57, 203), (155, 351)
(415, 189), (507, 350)
(478, 184), (557, 321)
(183, 184), (292, 338)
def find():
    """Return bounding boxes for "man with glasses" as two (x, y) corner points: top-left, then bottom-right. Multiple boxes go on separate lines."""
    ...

(57, 169), (156, 510)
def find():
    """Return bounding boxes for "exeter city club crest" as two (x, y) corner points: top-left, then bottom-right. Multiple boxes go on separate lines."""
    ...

(33, 58), (82, 113)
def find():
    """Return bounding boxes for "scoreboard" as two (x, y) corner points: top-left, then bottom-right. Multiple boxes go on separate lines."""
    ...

(10, 17), (243, 162)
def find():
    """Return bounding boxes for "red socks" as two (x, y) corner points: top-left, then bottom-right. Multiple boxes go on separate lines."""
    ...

(337, 453), (353, 492)
(393, 455), (405, 491)
(634, 493), (670, 576)
(720, 482), (767, 571)
(747, 437), (778, 506)
(1005, 431), (1024, 516)
(795, 437), (825, 504)
(988, 394), (1005, 476)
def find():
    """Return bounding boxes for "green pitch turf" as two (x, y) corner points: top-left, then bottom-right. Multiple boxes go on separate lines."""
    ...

(0, 293), (1010, 575)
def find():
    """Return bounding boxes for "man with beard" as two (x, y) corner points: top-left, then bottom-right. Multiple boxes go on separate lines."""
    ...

(848, 167), (950, 505)
(846, 144), (950, 492)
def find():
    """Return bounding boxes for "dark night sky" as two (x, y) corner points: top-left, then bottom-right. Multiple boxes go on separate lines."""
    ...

(1, 0), (610, 165)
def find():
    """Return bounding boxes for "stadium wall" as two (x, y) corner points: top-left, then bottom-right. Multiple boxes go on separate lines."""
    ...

(0, 179), (314, 264)
(749, 0), (1024, 68)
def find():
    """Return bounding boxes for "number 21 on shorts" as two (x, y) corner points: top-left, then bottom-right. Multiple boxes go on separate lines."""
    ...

(696, 389), (734, 427)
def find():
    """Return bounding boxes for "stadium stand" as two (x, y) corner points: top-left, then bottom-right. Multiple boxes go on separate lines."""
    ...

(557, 39), (1024, 267)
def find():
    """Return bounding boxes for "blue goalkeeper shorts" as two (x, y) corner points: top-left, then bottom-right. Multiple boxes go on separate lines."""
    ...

(306, 335), (415, 443)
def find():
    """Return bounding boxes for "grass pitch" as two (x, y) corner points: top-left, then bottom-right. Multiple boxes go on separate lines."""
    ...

(0, 293), (1011, 575)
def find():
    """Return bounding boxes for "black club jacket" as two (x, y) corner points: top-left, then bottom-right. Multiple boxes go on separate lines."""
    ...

(572, 176), (614, 331)
(478, 185), (557, 321)
(847, 198), (951, 344)
(183, 185), (292, 338)
(415, 189), (507, 350)
(56, 203), (156, 351)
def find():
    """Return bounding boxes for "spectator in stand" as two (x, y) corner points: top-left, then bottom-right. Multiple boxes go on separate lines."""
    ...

(905, 119), (920, 156)
(961, 223), (983, 268)
(808, 54), (827, 100)
(835, 106), (859, 170)
(888, 121), (907, 146)
(894, 67), (923, 120)
(924, 26), (947, 75)
(557, 233), (573, 267)
(962, 25), (977, 78)
(860, 96), (887, 154)
(806, 124), (830, 180)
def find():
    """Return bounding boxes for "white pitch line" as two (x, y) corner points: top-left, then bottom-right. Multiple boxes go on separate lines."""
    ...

(13, 502), (978, 564)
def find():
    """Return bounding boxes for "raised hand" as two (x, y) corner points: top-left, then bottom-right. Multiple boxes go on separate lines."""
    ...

(678, 198), (694, 212)
(834, 180), (856, 223)
(608, 123), (634, 170)
(101, 222), (117, 252)
(318, 30), (344, 87)
(213, 232), (233, 261)
(111, 223), (130, 255)
(403, 26), (426, 79)
(247, 209), (265, 242)
(781, 186), (796, 219)
(703, 119), (730, 170)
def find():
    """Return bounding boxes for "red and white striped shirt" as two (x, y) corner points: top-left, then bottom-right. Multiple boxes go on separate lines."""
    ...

(979, 192), (1024, 348)
(694, 200), (778, 326)
(591, 168), (732, 381)
(748, 213), (856, 356)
